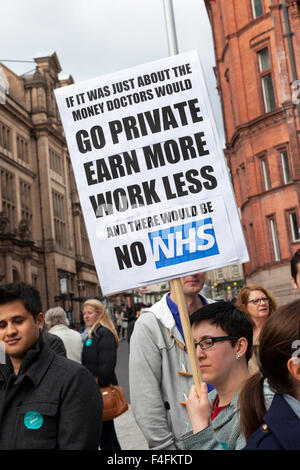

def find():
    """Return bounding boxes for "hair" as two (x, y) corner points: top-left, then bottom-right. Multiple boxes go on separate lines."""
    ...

(45, 306), (69, 328)
(235, 284), (277, 317)
(83, 298), (119, 348)
(134, 303), (146, 315)
(190, 301), (253, 362)
(0, 282), (42, 320)
(239, 299), (300, 441)
(291, 249), (300, 282)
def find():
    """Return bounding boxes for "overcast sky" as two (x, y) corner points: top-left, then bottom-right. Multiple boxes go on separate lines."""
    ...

(0, 0), (225, 143)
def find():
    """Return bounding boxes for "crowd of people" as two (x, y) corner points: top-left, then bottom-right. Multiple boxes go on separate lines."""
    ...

(0, 248), (300, 450)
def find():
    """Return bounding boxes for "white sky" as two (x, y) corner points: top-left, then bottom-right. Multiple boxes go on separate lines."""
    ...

(0, 0), (225, 143)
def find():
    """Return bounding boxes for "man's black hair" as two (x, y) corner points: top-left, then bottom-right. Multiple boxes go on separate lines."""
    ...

(0, 282), (42, 320)
(291, 249), (300, 282)
(190, 301), (253, 362)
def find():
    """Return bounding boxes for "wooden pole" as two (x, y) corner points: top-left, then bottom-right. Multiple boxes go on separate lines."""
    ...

(171, 278), (203, 398)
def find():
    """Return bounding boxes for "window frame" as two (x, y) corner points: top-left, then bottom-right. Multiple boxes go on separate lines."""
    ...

(251, 0), (264, 19)
(267, 215), (281, 262)
(257, 47), (276, 113)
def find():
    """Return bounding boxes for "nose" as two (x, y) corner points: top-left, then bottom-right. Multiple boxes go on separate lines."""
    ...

(195, 344), (206, 360)
(6, 322), (18, 336)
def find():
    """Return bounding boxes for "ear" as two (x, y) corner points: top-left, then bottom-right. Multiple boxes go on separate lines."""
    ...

(36, 312), (45, 331)
(287, 357), (300, 381)
(236, 337), (248, 359)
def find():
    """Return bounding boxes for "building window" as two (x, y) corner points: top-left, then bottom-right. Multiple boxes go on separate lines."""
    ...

(49, 147), (64, 176)
(232, 265), (239, 277)
(0, 167), (16, 232)
(251, 0), (263, 19)
(261, 158), (271, 190)
(268, 216), (281, 261)
(280, 150), (292, 184)
(16, 135), (29, 163)
(258, 48), (276, 112)
(0, 122), (11, 152)
(288, 211), (300, 243)
(20, 179), (32, 233)
(216, 268), (223, 280)
(52, 190), (67, 248)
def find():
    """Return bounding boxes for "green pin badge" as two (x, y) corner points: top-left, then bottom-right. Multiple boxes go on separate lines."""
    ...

(24, 411), (44, 430)
(85, 338), (92, 347)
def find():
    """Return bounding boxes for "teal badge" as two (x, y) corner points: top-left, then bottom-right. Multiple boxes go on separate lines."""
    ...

(24, 411), (44, 430)
(85, 338), (92, 347)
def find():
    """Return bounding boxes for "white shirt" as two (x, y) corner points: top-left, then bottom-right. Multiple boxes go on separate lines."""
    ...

(48, 324), (82, 363)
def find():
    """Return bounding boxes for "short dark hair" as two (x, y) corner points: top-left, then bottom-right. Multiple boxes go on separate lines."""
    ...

(0, 282), (42, 320)
(291, 249), (300, 282)
(190, 301), (253, 362)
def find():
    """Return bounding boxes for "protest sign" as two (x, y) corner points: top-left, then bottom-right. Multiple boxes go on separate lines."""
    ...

(55, 51), (249, 296)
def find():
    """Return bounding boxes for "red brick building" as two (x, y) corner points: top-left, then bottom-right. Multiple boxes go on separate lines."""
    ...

(205, 0), (300, 305)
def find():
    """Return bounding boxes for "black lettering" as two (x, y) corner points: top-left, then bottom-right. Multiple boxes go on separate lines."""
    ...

(115, 245), (132, 270)
(186, 169), (203, 193)
(201, 165), (217, 189)
(173, 172), (189, 197)
(195, 131), (210, 157)
(76, 129), (91, 154)
(131, 242), (147, 266)
(142, 180), (161, 204)
(143, 143), (166, 169)
(162, 176), (177, 200)
(84, 161), (97, 185)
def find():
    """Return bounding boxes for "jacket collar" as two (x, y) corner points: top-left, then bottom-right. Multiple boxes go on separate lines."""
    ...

(209, 389), (240, 430)
(264, 394), (300, 450)
(0, 335), (56, 387)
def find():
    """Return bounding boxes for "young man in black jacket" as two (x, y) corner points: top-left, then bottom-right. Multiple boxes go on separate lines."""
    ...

(0, 282), (102, 450)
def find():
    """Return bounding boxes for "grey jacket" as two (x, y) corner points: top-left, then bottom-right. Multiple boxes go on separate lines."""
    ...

(129, 293), (213, 450)
(179, 382), (274, 450)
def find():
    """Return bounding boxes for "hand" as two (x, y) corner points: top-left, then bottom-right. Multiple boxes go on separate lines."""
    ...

(186, 383), (211, 434)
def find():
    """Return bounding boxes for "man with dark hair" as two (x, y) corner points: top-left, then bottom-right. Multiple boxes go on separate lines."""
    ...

(0, 282), (102, 449)
(179, 301), (273, 450)
(291, 248), (300, 292)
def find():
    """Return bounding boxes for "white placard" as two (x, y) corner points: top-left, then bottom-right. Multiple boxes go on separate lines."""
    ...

(55, 51), (249, 295)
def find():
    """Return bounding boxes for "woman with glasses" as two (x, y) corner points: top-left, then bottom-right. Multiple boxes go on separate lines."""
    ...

(179, 302), (274, 450)
(236, 284), (277, 374)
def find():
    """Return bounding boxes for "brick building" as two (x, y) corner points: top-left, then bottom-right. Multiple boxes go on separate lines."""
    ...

(0, 52), (102, 323)
(205, 0), (300, 305)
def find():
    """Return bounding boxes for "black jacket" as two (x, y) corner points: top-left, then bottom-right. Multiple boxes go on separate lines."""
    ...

(82, 324), (118, 387)
(0, 336), (102, 449)
(243, 394), (300, 450)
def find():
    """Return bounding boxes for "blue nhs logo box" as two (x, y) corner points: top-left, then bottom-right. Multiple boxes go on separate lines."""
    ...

(148, 218), (219, 269)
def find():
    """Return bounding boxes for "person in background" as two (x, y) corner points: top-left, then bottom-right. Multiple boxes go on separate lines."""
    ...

(127, 303), (146, 345)
(45, 306), (82, 363)
(0, 282), (102, 450)
(129, 273), (214, 450)
(235, 284), (277, 374)
(120, 304), (129, 340)
(179, 301), (271, 450)
(291, 248), (300, 293)
(240, 299), (300, 450)
(81, 298), (121, 451)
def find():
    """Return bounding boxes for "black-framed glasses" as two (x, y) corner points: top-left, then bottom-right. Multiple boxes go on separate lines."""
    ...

(194, 336), (239, 351)
(247, 296), (270, 306)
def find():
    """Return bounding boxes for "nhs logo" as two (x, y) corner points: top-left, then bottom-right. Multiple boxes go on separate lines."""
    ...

(148, 218), (219, 269)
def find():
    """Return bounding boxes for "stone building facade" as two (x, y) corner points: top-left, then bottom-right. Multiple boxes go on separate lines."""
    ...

(0, 52), (101, 323)
(205, 0), (300, 305)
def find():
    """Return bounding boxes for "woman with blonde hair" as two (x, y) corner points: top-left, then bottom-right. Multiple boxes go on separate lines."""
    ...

(236, 284), (277, 374)
(81, 298), (121, 451)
